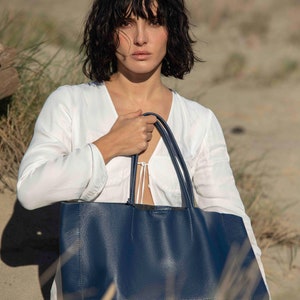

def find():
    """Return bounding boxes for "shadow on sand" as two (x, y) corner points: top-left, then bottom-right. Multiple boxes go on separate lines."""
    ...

(1, 199), (60, 300)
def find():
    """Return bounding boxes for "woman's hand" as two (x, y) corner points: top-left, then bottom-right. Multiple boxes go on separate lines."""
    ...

(93, 110), (157, 164)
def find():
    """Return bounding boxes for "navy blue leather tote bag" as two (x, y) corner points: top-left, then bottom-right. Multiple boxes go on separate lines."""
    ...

(60, 113), (269, 300)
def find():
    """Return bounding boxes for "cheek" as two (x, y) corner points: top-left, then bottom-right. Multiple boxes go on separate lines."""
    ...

(116, 31), (132, 53)
(158, 31), (168, 53)
(158, 30), (168, 47)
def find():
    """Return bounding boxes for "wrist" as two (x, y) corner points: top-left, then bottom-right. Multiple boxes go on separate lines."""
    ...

(93, 134), (119, 164)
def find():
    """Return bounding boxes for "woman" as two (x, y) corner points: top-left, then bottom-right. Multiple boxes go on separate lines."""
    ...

(17, 0), (269, 298)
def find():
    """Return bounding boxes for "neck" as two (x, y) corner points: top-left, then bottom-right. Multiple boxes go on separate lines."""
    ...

(107, 72), (166, 104)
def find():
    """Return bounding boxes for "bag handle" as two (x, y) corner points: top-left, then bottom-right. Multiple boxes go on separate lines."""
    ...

(128, 112), (194, 209)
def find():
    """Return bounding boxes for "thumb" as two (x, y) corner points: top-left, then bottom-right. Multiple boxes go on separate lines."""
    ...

(122, 109), (143, 119)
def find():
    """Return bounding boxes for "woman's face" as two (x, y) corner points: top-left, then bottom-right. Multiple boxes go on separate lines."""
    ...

(114, 6), (168, 79)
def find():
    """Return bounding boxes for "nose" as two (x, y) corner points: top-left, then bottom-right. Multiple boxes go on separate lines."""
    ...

(134, 20), (148, 46)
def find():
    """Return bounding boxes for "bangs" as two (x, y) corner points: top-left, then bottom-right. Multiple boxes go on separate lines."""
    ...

(114, 0), (166, 25)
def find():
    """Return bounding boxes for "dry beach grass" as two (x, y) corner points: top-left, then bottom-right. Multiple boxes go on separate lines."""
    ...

(1, 0), (300, 299)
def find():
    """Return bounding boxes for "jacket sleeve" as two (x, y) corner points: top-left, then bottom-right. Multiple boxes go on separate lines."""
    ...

(17, 87), (108, 210)
(192, 110), (269, 288)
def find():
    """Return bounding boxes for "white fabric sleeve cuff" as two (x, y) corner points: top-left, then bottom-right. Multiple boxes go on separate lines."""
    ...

(80, 143), (108, 201)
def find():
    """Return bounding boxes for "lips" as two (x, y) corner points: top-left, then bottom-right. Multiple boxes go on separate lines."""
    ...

(131, 51), (151, 60)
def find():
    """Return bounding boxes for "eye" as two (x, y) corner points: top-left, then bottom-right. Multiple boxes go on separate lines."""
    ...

(120, 18), (133, 28)
(148, 17), (161, 26)
(149, 16), (165, 27)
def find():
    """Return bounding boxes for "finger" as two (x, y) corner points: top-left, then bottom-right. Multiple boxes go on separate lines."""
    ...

(122, 110), (143, 119)
(146, 132), (153, 142)
(144, 115), (157, 125)
(138, 140), (148, 153)
(146, 123), (155, 132)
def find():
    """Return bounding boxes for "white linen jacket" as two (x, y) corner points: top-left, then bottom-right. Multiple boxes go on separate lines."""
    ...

(17, 82), (268, 291)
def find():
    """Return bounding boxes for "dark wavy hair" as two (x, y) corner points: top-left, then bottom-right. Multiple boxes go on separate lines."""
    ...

(80, 0), (200, 82)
